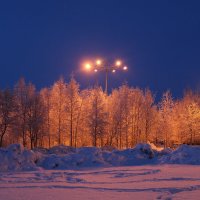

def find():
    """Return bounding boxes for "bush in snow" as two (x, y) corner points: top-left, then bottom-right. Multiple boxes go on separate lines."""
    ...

(134, 143), (155, 159)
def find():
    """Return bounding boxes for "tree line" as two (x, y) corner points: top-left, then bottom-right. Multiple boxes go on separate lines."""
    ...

(0, 77), (200, 149)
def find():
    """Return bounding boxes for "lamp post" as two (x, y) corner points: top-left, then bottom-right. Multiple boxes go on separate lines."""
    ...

(84, 59), (128, 94)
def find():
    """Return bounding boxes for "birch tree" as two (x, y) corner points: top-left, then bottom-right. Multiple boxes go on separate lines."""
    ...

(66, 77), (81, 147)
(87, 87), (107, 147)
(50, 77), (67, 145)
(0, 89), (15, 147)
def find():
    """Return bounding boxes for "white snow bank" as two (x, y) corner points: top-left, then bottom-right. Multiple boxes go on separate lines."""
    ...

(159, 144), (200, 164)
(0, 143), (200, 171)
(0, 144), (42, 171)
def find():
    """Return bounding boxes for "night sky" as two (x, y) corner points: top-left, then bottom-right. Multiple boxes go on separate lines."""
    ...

(0, 0), (200, 98)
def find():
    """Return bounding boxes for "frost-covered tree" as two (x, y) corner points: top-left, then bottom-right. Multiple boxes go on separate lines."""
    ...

(26, 87), (45, 149)
(142, 88), (156, 143)
(106, 89), (121, 147)
(186, 102), (200, 144)
(75, 89), (93, 147)
(66, 76), (81, 147)
(158, 91), (174, 147)
(0, 89), (15, 147)
(1, 75), (200, 148)
(87, 87), (107, 147)
(40, 87), (52, 147)
(117, 84), (130, 148)
(50, 77), (67, 145)
(14, 78), (31, 147)
(175, 91), (200, 144)
(128, 88), (144, 146)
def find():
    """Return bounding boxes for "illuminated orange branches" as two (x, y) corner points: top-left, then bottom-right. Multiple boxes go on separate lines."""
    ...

(0, 77), (200, 149)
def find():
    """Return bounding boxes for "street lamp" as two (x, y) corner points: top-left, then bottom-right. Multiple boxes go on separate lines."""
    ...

(84, 59), (128, 94)
(85, 63), (92, 70)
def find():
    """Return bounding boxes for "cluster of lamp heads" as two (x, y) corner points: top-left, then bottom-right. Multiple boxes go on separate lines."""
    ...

(84, 59), (128, 73)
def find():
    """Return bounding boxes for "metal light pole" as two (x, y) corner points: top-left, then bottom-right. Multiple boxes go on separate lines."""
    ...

(84, 59), (128, 94)
(105, 68), (108, 94)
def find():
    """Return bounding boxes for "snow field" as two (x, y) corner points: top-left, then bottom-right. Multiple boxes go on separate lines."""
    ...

(0, 143), (200, 199)
(0, 165), (200, 200)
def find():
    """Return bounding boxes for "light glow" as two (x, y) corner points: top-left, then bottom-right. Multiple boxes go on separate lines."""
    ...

(96, 59), (102, 65)
(123, 66), (128, 70)
(94, 69), (98, 72)
(116, 60), (122, 66)
(85, 63), (92, 70)
(112, 69), (116, 73)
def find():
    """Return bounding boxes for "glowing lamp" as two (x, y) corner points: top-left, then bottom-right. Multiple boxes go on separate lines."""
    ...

(85, 63), (92, 70)
(123, 66), (128, 70)
(116, 60), (122, 66)
(82, 58), (127, 94)
(96, 59), (102, 65)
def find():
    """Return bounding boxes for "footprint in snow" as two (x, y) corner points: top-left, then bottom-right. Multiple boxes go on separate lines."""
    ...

(66, 176), (85, 183)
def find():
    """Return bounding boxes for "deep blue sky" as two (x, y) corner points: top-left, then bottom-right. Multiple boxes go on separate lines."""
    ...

(0, 0), (200, 97)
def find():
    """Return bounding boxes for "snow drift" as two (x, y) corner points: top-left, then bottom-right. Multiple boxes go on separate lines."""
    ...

(0, 144), (41, 171)
(0, 143), (200, 172)
(159, 144), (200, 164)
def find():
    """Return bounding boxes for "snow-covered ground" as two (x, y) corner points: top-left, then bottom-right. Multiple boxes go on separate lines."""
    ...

(0, 165), (200, 200)
(0, 143), (200, 199)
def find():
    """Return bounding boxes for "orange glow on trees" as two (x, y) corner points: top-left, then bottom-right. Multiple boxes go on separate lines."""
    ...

(0, 77), (200, 149)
